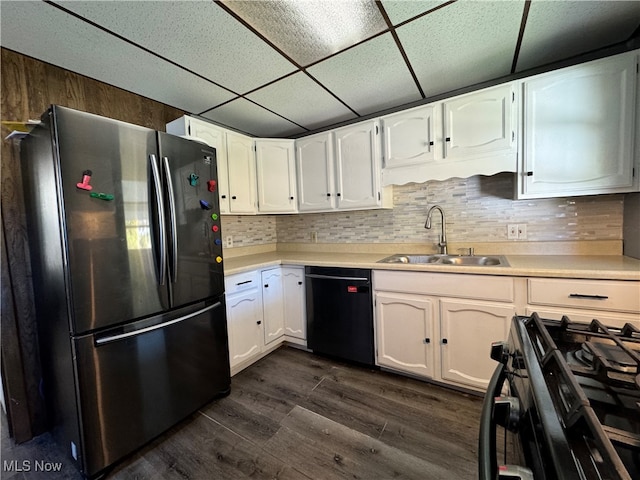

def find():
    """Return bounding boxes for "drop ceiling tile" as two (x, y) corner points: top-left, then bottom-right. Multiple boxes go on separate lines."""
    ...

(516, 1), (640, 72)
(246, 73), (357, 131)
(57, 0), (297, 93)
(201, 99), (305, 138)
(397, 0), (524, 98)
(221, 0), (387, 66)
(381, 0), (450, 26)
(0, 1), (236, 113)
(307, 33), (421, 116)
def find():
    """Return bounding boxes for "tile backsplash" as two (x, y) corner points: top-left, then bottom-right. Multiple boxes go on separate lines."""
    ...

(222, 173), (623, 246)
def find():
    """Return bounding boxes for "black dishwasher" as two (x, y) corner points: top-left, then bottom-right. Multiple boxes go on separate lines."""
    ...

(305, 266), (374, 366)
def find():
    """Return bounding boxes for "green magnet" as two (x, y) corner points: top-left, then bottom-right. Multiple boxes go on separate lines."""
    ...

(188, 173), (199, 186)
(90, 192), (114, 201)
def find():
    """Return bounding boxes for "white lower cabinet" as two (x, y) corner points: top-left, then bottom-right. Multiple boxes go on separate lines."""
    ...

(375, 292), (435, 378)
(262, 268), (285, 346)
(373, 270), (516, 392)
(439, 299), (514, 390)
(226, 266), (307, 374)
(225, 271), (263, 370)
(282, 266), (306, 341)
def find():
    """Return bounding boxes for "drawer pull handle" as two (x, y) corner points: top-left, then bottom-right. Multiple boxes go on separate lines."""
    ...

(236, 280), (252, 286)
(569, 293), (608, 300)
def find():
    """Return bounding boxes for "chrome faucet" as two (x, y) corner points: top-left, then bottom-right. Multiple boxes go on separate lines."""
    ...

(425, 205), (447, 255)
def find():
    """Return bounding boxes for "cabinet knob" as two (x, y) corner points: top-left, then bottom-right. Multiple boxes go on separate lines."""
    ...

(445, 137), (451, 142)
(336, 193), (341, 197)
(231, 195), (237, 200)
(257, 320), (262, 325)
(327, 193), (331, 197)
(298, 281), (303, 285)
(429, 141), (434, 146)
(290, 196), (294, 200)
(264, 284), (269, 288)
(424, 338), (430, 344)
(442, 338), (448, 344)
(526, 171), (533, 177)
(221, 195), (227, 199)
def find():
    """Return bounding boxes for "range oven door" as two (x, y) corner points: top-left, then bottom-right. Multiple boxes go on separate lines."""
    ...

(479, 360), (535, 480)
(73, 297), (230, 477)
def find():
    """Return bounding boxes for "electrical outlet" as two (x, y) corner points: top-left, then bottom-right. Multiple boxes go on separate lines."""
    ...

(225, 236), (233, 248)
(507, 224), (518, 240)
(518, 224), (527, 240)
(310, 231), (318, 243)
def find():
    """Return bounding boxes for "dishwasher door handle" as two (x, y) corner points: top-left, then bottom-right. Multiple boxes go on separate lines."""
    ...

(305, 273), (369, 282)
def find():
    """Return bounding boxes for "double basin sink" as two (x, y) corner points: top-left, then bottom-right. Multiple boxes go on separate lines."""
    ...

(377, 254), (510, 267)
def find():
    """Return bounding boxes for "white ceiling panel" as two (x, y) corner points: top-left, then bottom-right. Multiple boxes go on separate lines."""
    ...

(0, 1), (236, 113)
(397, 0), (525, 98)
(57, 0), (298, 93)
(221, 0), (387, 66)
(307, 33), (422, 116)
(1, 0), (637, 138)
(516, 0), (640, 72)
(201, 98), (305, 138)
(381, 0), (449, 26)
(246, 73), (357, 131)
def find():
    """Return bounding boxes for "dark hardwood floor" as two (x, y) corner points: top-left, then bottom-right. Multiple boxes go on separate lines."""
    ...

(2, 346), (484, 479)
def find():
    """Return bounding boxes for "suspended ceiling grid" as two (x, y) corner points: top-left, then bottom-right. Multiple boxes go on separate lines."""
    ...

(1, 0), (639, 137)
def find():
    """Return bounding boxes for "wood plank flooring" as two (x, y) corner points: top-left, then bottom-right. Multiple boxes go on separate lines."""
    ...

(1, 346), (484, 479)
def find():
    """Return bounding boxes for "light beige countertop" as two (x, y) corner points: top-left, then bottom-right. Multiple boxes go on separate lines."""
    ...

(223, 245), (640, 281)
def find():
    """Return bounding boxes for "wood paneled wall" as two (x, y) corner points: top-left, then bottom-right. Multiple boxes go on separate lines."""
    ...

(0, 48), (185, 442)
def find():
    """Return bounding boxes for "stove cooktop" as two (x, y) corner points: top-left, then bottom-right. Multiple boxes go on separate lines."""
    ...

(521, 314), (640, 480)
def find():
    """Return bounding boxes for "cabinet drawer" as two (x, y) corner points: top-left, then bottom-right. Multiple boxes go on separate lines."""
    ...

(524, 307), (640, 329)
(225, 271), (260, 295)
(373, 271), (515, 302)
(528, 278), (640, 313)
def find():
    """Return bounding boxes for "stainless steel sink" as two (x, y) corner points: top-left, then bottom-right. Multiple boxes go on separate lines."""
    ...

(377, 254), (509, 267)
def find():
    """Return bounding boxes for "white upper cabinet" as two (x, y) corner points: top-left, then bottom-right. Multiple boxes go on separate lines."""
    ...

(226, 132), (257, 214)
(381, 104), (436, 169)
(166, 116), (230, 213)
(255, 139), (297, 213)
(296, 132), (336, 212)
(381, 83), (518, 185)
(334, 120), (385, 210)
(443, 83), (517, 162)
(518, 50), (639, 199)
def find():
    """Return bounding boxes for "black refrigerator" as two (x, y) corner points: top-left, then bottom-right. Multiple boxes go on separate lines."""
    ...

(20, 106), (230, 477)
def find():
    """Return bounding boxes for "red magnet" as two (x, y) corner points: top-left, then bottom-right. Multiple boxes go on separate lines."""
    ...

(76, 170), (93, 191)
(207, 180), (217, 192)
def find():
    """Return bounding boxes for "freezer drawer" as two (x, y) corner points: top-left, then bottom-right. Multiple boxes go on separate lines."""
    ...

(73, 298), (230, 477)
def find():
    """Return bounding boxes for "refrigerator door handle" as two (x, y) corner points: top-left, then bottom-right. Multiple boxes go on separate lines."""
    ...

(95, 301), (222, 346)
(149, 154), (167, 286)
(162, 156), (178, 283)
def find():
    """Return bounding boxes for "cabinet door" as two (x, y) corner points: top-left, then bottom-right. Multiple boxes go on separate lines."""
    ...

(255, 139), (297, 213)
(334, 120), (382, 210)
(375, 292), (435, 378)
(443, 83), (516, 160)
(226, 289), (263, 368)
(520, 52), (637, 198)
(189, 120), (230, 214)
(439, 299), (513, 391)
(296, 132), (336, 212)
(381, 105), (436, 169)
(282, 267), (306, 339)
(262, 268), (285, 346)
(226, 132), (257, 214)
